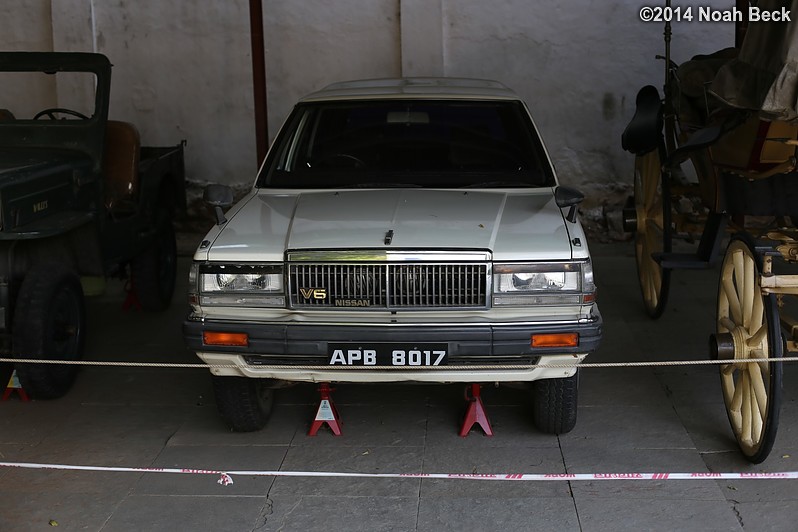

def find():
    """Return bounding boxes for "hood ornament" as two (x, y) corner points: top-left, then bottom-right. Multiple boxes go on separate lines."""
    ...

(384, 229), (394, 245)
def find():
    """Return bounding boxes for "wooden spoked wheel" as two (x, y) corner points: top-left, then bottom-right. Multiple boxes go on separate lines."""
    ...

(634, 150), (672, 318)
(716, 235), (782, 463)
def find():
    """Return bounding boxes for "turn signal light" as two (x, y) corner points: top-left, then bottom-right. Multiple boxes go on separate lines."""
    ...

(531, 333), (579, 348)
(203, 331), (249, 347)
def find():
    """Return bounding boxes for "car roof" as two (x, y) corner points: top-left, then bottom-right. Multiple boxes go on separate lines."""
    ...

(299, 77), (522, 102)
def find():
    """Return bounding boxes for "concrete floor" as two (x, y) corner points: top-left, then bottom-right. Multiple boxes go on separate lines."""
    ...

(1, 240), (797, 531)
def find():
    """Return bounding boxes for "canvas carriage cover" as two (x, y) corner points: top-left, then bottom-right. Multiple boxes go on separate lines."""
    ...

(711, 0), (798, 122)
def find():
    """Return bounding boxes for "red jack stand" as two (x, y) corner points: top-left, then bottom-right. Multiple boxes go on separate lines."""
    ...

(459, 383), (493, 437)
(122, 276), (142, 312)
(2, 371), (30, 402)
(308, 383), (342, 436)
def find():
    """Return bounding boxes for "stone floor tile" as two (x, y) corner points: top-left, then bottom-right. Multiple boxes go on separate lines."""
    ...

(0, 488), (125, 531)
(560, 403), (697, 450)
(730, 500), (798, 532)
(263, 495), (419, 532)
(574, 496), (743, 532)
(417, 496), (580, 531)
(102, 494), (266, 531)
(270, 445), (422, 498)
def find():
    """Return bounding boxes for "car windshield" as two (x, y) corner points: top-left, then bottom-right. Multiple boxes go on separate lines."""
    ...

(258, 99), (555, 188)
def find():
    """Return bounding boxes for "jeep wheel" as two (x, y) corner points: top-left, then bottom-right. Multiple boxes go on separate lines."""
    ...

(532, 371), (579, 434)
(132, 209), (177, 311)
(12, 265), (85, 399)
(0, 362), (13, 392)
(212, 376), (274, 432)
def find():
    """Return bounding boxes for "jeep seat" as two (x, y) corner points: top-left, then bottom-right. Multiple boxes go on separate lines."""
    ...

(103, 120), (140, 210)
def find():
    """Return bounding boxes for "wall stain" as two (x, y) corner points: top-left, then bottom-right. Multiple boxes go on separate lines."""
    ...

(602, 92), (616, 120)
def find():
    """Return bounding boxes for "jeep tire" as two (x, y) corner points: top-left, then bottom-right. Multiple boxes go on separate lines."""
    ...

(132, 206), (177, 311)
(212, 376), (274, 432)
(12, 264), (85, 399)
(532, 371), (579, 434)
(0, 362), (13, 394)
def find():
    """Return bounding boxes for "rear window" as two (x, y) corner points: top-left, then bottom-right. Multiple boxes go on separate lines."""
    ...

(259, 99), (555, 188)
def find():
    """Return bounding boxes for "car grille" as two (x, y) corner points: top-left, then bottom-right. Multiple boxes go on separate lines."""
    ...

(288, 262), (488, 309)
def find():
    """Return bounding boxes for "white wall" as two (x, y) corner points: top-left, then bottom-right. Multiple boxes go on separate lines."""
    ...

(439, 0), (733, 202)
(2, 0), (733, 206)
(50, 0), (258, 187)
(262, 0), (401, 143)
(0, 1), (56, 115)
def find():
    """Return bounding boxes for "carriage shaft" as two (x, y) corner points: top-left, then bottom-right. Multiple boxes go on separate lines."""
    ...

(760, 274), (798, 294)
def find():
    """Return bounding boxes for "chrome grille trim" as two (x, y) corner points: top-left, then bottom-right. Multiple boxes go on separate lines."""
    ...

(287, 250), (491, 262)
(288, 262), (489, 310)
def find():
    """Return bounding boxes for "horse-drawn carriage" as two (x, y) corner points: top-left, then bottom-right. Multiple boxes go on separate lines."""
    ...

(622, 0), (798, 463)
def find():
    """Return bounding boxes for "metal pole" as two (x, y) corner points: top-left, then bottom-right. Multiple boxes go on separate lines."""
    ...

(663, 0), (676, 153)
(249, 0), (269, 168)
(664, 0), (671, 88)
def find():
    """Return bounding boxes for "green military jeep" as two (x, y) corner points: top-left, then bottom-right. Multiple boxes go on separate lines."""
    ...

(0, 52), (186, 398)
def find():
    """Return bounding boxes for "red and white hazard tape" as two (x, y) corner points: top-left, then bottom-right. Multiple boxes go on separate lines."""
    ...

(1, 461), (796, 486)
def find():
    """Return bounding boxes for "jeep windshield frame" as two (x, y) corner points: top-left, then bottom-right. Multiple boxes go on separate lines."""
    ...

(257, 99), (556, 189)
(0, 52), (111, 173)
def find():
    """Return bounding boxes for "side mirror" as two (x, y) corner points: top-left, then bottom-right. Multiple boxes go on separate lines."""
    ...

(203, 184), (234, 225)
(555, 186), (584, 223)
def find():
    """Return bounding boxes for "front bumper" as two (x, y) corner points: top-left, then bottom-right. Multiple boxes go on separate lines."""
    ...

(183, 312), (602, 383)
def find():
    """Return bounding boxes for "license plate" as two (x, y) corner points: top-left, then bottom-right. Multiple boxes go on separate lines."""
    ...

(328, 343), (448, 366)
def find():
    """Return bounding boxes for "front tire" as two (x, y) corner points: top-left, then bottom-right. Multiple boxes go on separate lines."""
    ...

(12, 264), (85, 399)
(532, 371), (579, 434)
(212, 376), (274, 432)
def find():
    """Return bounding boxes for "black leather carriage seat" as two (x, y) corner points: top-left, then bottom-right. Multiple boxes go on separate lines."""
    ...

(622, 85), (663, 156)
(103, 120), (140, 211)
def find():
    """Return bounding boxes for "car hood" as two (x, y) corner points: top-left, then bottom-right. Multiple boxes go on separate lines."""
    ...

(203, 188), (575, 262)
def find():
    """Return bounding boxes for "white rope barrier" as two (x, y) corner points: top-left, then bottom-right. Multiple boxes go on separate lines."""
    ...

(1, 461), (796, 486)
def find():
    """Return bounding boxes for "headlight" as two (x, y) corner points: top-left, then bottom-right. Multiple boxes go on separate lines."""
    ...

(192, 263), (285, 308)
(493, 261), (595, 306)
(203, 272), (283, 292)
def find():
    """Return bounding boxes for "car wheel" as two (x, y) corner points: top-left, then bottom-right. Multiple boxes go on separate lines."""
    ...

(12, 264), (85, 399)
(532, 371), (579, 434)
(212, 376), (274, 432)
(132, 207), (177, 311)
